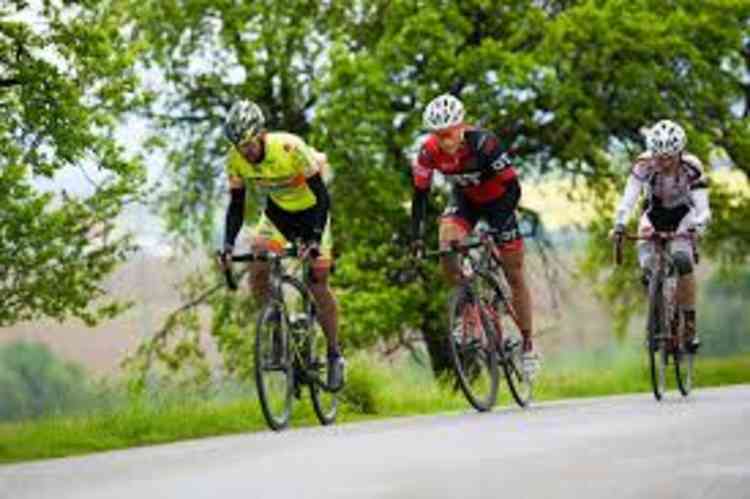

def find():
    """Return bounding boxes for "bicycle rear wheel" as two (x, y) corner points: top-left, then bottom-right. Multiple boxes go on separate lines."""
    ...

(448, 283), (499, 412)
(480, 257), (533, 407)
(255, 301), (293, 431)
(675, 350), (694, 397)
(307, 306), (338, 426)
(277, 276), (337, 425)
(673, 309), (694, 397)
(497, 312), (533, 407)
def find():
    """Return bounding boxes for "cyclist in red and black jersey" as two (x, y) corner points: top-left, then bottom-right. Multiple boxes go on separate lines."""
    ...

(411, 94), (539, 377)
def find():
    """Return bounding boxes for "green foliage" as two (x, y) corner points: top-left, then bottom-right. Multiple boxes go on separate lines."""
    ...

(132, 0), (341, 241)
(700, 268), (750, 356)
(0, 1), (148, 326)
(126, 0), (750, 379)
(122, 260), (259, 390)
(3, 350), (750, 463)
(0, 341), (98, 421)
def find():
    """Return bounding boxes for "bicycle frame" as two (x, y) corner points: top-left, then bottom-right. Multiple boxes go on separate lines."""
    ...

(426, 229), (523, 350)
(423, 226), (533, 409)
(614, 231), (697, 400)
(225, 248), (328, 389)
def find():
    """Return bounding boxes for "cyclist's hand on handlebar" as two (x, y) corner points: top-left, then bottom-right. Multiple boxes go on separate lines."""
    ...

(410, 239), (425, 260)
(609, 224), (625, 241)
(690, 223), (707, 239)
(217, 244), (238, 291)
(298, 240), (321, 261)
(217, 244), (233, 271)
(640, 224), (655, 239)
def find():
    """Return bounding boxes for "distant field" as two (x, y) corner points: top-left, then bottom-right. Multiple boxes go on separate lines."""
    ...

(522, 168), (747, 230)
(0, 249), (620, 376)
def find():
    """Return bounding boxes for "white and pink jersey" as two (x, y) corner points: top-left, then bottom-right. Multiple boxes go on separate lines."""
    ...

(615, 151), (710, 229)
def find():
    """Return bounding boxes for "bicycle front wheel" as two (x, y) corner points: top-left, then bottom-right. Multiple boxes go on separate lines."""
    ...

(306, 306), (338, 426)
(448, 284), (499, 412)
(647, 280), (667, 401)
(255, 302), (293, 431)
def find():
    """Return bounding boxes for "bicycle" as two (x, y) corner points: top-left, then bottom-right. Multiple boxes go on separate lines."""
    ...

(423, 227), (533, 412)
(221, 245), (338, 430)
(614, 231), (697, 401)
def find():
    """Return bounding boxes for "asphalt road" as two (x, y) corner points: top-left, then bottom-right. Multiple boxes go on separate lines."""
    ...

(3, 385), (749, 499)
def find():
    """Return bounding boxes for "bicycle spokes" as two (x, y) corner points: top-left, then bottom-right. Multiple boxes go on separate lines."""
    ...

(448, 288), (499, 412)
(255, 304), (293, 430)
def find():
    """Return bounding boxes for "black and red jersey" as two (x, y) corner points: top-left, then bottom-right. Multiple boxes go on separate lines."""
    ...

(411, 127), (517, 204)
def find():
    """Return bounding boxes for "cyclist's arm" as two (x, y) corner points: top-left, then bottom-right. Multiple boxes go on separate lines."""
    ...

(224, 175), (246, 250)
(691, 187), (710, 226)
(469, 129), (521, 212)
(494, 176), (521, 213)
(614, 173), (643, 226)
(682, 153), (710, 227)
(470, 130), (515, 176)
(411, 146), (434, 241)
(307, 173), (329, 243)
(411, 187), (428, 241)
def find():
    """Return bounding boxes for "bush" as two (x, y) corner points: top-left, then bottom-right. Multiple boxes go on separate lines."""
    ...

(0, 341), (98, 421)
(701, 268), (750, 356)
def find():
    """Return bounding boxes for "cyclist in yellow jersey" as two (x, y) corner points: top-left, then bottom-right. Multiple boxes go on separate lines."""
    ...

(218, 100), (344, 391)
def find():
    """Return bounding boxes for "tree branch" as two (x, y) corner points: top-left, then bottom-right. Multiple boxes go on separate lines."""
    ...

(0, 78), (21, 87)
(141, 110), (213, 123)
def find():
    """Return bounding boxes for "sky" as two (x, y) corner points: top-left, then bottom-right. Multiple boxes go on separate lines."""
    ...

(5, 1), (174, 255)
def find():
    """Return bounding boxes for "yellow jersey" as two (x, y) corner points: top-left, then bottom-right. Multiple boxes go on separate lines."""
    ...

(227, 132), (322, 212)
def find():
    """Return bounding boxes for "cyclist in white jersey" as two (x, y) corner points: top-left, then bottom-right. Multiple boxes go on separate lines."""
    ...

(611, 120), (710, 352)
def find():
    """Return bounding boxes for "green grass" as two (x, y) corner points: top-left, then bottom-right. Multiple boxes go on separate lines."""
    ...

(2, 350), (749, 464)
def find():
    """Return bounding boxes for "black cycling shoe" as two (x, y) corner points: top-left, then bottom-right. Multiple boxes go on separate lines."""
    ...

(327, 353), (345, 392)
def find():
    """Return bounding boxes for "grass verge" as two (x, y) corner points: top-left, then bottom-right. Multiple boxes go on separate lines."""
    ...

(2, 351), (748, 464)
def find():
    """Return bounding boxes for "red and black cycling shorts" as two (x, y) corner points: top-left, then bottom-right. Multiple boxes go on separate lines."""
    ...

(438, 193), (523, 253)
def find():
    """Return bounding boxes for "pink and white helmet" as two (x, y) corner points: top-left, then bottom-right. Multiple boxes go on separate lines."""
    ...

(645, 119), (686, 157)
(423, 94), (465, 131)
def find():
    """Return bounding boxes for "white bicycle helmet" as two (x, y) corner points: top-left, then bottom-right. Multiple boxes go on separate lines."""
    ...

(645, 119), (686, 157)
(224, 99), (265, 145)
(423, 94), (465, 131)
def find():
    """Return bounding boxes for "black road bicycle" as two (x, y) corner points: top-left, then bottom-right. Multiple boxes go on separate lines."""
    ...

(615, 231), (697, 401)
(222, 246), (337, 430)
(424, 227), (533, 411)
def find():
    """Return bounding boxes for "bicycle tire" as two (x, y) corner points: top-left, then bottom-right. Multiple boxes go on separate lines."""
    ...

(672, 305), (694, 397)
(647, 277), (667, 401)
(473, 268), (533, 407)
(494, 315), (533, 407)
(448, 282), (499, 412)
(279, 275), (339, 426)
(675, 348), (694, 397)
(255, 301), (293, 431)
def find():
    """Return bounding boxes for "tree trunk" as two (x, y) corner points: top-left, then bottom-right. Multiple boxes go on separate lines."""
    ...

(421, 312), (453, 379)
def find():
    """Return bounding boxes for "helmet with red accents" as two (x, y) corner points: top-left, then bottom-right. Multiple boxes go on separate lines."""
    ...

(423, 94), (465, 131)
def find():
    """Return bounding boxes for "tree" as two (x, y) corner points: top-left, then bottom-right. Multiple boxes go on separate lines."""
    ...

(0, 1), (147, 326)
(124, 0), (351, 381)
(318, 0), (750, 350)
(132, 0), (345, 241)
(128, 0), (750, 379)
